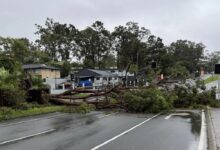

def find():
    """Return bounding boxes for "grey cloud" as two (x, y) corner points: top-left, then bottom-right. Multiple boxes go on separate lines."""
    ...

(0, 0), (219, 51)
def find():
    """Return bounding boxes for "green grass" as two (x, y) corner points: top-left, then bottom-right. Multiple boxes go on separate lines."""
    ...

(73, 93), (91, 98)
(0, 106), (66, 121)
(204, 75), (219, 84)
(0, 103), (95, 122)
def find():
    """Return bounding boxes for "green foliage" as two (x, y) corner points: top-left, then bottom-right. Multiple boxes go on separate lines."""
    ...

(123, 88), (171, 113)
(204, 75), (219, 84)
(170, 40), (204, 73)
(0, 68), (26, 106)
(63, 103), (95, 114)
(13, 102), (41, 110)
(0, 103), (96, 122)
(72, 93), (90, 98)
(168, 62), (189, 79)
(112, 22), (150, 70)
(35, 18), (79, 61)
(0, 37), (30, 64)
(0, 105), (66, 121)
(172, 86), (218, 108)
(31, 75), (46, 89)
(129, 64), (138, 74)
(78, 21), (111, 69)
(50, 61), (72, 77)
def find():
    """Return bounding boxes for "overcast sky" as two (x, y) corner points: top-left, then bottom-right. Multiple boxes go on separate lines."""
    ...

(0, 0), (219, 52)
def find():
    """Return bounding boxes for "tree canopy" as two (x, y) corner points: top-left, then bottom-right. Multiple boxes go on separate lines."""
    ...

(0, 18), (210, 79)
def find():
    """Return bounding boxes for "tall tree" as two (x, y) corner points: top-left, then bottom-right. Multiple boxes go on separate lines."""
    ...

(111, 22), (150, 70)
(78, 21), (111, 69)
(169, 40), (205, 73)
(35, 18), (79, 61)
(0, 37), (30, 64)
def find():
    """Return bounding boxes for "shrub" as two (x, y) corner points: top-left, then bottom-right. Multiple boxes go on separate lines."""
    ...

(64, 103), (96, 114)
(0, 88), (26, 106)
(0, 107), (14, 120)
(0, 67), (26, 106)
(123, 88), (171, 113)
(172, 85), (219, 108)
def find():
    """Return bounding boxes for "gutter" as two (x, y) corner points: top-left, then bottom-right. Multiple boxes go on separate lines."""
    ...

(206, 106), (218, 150)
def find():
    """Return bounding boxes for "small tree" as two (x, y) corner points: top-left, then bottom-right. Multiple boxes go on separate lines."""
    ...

(0, 68), (25, 106)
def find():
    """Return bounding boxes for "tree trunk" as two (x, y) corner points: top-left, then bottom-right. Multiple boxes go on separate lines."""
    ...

(124, 62), (132, 87)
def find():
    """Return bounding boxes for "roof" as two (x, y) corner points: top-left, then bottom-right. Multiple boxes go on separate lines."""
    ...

(23, 64), (60, 70)
(75, 69), (117, 78)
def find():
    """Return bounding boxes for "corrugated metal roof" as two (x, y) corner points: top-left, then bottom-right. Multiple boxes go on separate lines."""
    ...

(23, 64), (60, 70)
(75, 69), (118, 77)
(88, 69), (113, 76)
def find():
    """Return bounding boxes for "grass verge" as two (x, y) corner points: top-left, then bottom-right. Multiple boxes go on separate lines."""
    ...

(0, 103), (95, 122)
(72, 93), (91, 98)
(204, 75), (219, 84)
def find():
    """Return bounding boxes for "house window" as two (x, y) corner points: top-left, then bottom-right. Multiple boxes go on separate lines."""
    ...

(115, 77), (117, 80)
(103, 77), (107, 80)
(34, 69), (40, 73)
(109, 77), (112, 81)
(96, 77), (100, 80)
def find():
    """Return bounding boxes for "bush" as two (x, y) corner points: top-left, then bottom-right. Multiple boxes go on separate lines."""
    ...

(64, 103), (96, 114)
(0, 67), (26, 106)
(12, 102), (42, 110)
(123, 88), (171, 113)
(76, 103), (95, 113)
(0, 107), (14, 120)
(0, 88), (26, 106)
(172, 85), (219, 108)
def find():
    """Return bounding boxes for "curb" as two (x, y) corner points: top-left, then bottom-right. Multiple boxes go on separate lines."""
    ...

(206, 106), (217, 150)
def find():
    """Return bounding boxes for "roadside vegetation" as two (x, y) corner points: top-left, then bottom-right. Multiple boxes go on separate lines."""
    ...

(0, 19), (220, 120)
(0, 102), (95, 122)
(72, 93), (91, 98)
(122, 86), (219, 113)
(204, 75), (219, 84)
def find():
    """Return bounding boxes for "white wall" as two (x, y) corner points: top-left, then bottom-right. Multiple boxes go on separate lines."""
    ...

(93, 76), (119, 87)
(44, 78), (68, 94)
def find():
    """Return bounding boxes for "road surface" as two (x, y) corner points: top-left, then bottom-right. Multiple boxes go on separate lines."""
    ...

(0, 111), (202, 150)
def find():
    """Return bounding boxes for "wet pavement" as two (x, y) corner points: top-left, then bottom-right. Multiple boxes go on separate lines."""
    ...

(211, 108), (220, 149)
(0, 111), (202, 150)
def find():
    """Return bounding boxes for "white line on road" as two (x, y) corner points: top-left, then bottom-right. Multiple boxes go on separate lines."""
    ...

(198, 110), (207, 150)
(90, 113), (161, 150)
(0, 128), (56, 145)
(165, 113), (189, 119)
(98, 113), (116, 119)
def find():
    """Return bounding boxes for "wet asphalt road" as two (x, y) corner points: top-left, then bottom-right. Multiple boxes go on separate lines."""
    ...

(0, 111), (201, 150)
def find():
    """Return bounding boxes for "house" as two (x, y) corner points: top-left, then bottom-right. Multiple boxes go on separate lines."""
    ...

(23, 64), (60, 79)
(74, 69), (119, 89)
(23, 64), (68, 94)
(104, 69), (136, 86)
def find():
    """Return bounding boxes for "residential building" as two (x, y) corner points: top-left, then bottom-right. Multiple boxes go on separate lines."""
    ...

(74, 69), (119, 88)
(23, 64), (60, 79)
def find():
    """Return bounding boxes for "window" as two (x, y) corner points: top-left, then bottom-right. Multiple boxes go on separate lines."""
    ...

(109, 77), (112, 81)
(34, 69), (40, 73)
(96, 77), (100, 80)
(103, 77), (107, 80)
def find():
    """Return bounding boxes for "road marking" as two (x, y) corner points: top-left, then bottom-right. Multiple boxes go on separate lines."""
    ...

(90, 113), (161, 150)
(165, 113), (189, 119)
(198, 110), (207, 150)
(0, 129), (56, 145)
(98, 113), (116, 119)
